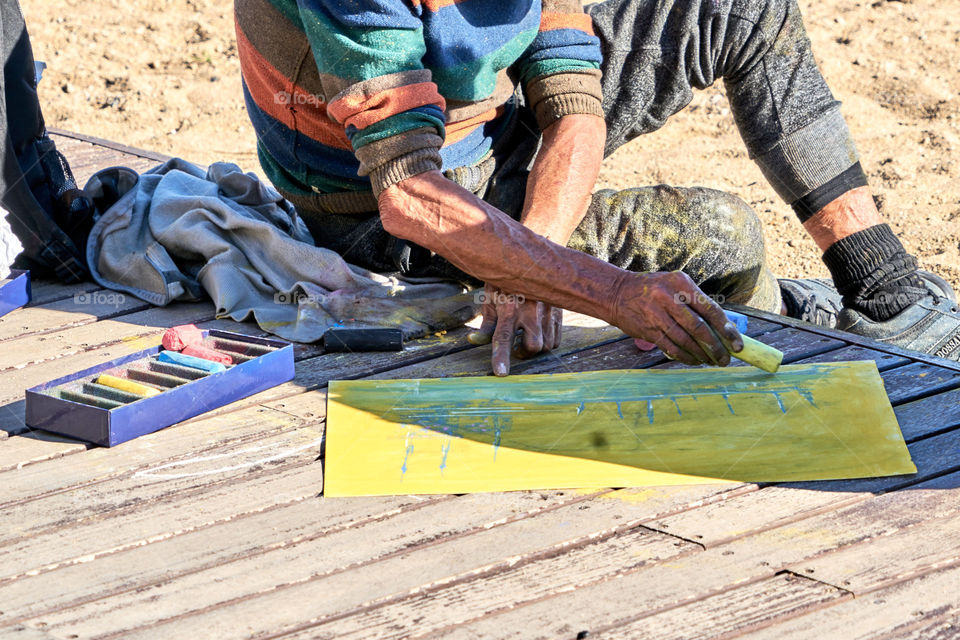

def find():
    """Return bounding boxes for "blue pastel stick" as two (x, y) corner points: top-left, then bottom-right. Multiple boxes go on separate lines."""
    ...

(158, 350), (227, 373)
(723, 310), (749, 334)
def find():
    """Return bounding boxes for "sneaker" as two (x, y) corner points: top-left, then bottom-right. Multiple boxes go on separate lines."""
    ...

(780, 271), (956, 329)
(779, 278), (844, 328)
(837, 277), (960, 361)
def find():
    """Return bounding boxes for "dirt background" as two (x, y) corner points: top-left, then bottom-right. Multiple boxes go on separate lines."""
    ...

(21, 0), (959, 292)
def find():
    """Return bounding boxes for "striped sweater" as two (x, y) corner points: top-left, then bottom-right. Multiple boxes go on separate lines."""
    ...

(235, 0), (603, 211)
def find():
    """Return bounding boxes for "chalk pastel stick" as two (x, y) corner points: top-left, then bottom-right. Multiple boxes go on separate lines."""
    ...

(723, 310), (750, 333)
(730, 334), (783, 373)
(182, 344), (233, 365)
(161, 324), (205, 351)
(96, 374), (162, 397)
(61, 389), (124, 409)
(158, 350), (227, 373)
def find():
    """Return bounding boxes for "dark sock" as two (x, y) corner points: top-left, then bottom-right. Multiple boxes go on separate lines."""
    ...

(822, 224), (926, 321)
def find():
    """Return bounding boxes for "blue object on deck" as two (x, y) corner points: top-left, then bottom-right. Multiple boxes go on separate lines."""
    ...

(724, 310), (750, 334)
(0, 270), (31, 318)
(158, 350), (228, 373)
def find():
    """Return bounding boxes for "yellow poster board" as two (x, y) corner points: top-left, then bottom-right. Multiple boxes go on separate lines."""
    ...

(325, 362), (916, 497)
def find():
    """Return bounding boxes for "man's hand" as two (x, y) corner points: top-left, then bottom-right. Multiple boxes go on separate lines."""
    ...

(613, 271), (743, 366)
(467, 285), (563, 376)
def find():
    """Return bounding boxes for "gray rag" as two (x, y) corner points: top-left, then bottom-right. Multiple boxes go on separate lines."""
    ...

(84, 159), (477, 342)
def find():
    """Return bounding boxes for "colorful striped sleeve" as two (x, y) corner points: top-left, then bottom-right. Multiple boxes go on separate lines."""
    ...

(516, 0), (604, 130)
(296, 0), (447, 195)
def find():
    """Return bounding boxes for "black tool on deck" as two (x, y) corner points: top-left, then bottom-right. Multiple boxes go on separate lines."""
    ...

(323, 327), (404, 352)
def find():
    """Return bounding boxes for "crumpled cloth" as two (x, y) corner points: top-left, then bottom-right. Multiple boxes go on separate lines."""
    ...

(85, 159), (477, 342)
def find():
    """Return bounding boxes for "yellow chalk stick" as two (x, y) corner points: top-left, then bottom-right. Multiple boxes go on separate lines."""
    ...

(96, 374), (162, 398)
(731, 334), (783, 373)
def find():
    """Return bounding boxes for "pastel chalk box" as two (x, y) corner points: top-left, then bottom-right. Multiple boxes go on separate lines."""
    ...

(25, 329), (294, 447)
(0, 269), (31, 318)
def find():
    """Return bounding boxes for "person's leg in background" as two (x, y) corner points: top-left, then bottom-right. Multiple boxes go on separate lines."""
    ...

(568, 185), (782, 314)
(1, 0), (94, 281)
(588, 0), (960, 360)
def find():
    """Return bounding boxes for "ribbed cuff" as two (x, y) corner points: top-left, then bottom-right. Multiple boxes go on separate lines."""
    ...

(526, 70), (604, 130)
(754, 107), (861, 204)
(368, 148), (443, 197)
(791, 162), (869, 223)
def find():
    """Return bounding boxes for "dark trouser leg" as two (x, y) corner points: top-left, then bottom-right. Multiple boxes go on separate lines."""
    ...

(589, 0), (866, 214)
(569, 185), (781, 312)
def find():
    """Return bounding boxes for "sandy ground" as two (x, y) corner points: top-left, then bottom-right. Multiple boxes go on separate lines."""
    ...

(21, 0), (960, 292)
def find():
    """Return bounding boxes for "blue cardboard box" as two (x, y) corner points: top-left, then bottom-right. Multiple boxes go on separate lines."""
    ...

(0, 270), (31, 318)
(25, 329), (294, 447)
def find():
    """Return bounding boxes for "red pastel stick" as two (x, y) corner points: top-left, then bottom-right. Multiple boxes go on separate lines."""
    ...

(182, 344), (234, 365)
(162, 324), (205, 351)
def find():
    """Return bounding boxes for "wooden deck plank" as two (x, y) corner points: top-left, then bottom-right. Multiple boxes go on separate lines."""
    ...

(45, 484), (751, 640)
(0, 429), (324, 585)
(789, 511), (960, 594)
(435, 471), (960, 640)
(645, 424), (959, 548)
(0, 292), (151, 342)
(278, 529), (700, 640)
(882, 362), (960, 404)
(18, 490), (599, 635)
(0, 427), (323, 548)
(728, 304), (960, 373)
(592, 574), (846, 640)
(0, 494), (437, 625)
(734, 564), (960, 640)
(24, 279), (101, 307)
(894, 388), (960, 441)
(0, 432), (89, 474)
(792, 344), (913, 371)
(0, 405), (308, 508)
(786, 473), (960, 594)
(0, 301), (216, 372)
(365, 315), (625, 381)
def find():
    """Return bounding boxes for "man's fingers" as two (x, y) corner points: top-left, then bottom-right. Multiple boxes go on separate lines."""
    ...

(687, 286), (744, 352)
(491, 306), (518, 376)
(672, 305), (730, 366)
(468, 313), (497, 346)
(656, 315), (712, 365)
(515, 303), (545, 359)
(549, 306), (563, 349)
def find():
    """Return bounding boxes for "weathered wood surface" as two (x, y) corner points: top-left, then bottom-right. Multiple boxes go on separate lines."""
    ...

(1, 137), (959, 640)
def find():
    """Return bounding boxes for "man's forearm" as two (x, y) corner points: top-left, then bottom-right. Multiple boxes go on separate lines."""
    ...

(379, 171), (627, 324)
(520, 114), (606, 244)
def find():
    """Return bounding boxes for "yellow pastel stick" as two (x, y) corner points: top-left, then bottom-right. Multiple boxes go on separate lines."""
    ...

(96, 374), (162, 398)
(731, 334), (783, 373)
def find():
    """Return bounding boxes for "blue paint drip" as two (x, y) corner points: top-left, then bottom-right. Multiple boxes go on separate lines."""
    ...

(773, 392), (786, 413)
(671, 397), (682, 416)
(577, 401), (586, 415)
(793, 386), (818, 407)
(616, 402), (624, 419)
(493, 427), (502, 461)
(722, 393), (736, 415)
(439, 439), (451, 474)
(401, 441), (414, 475)
(647, 399), (654, 424)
